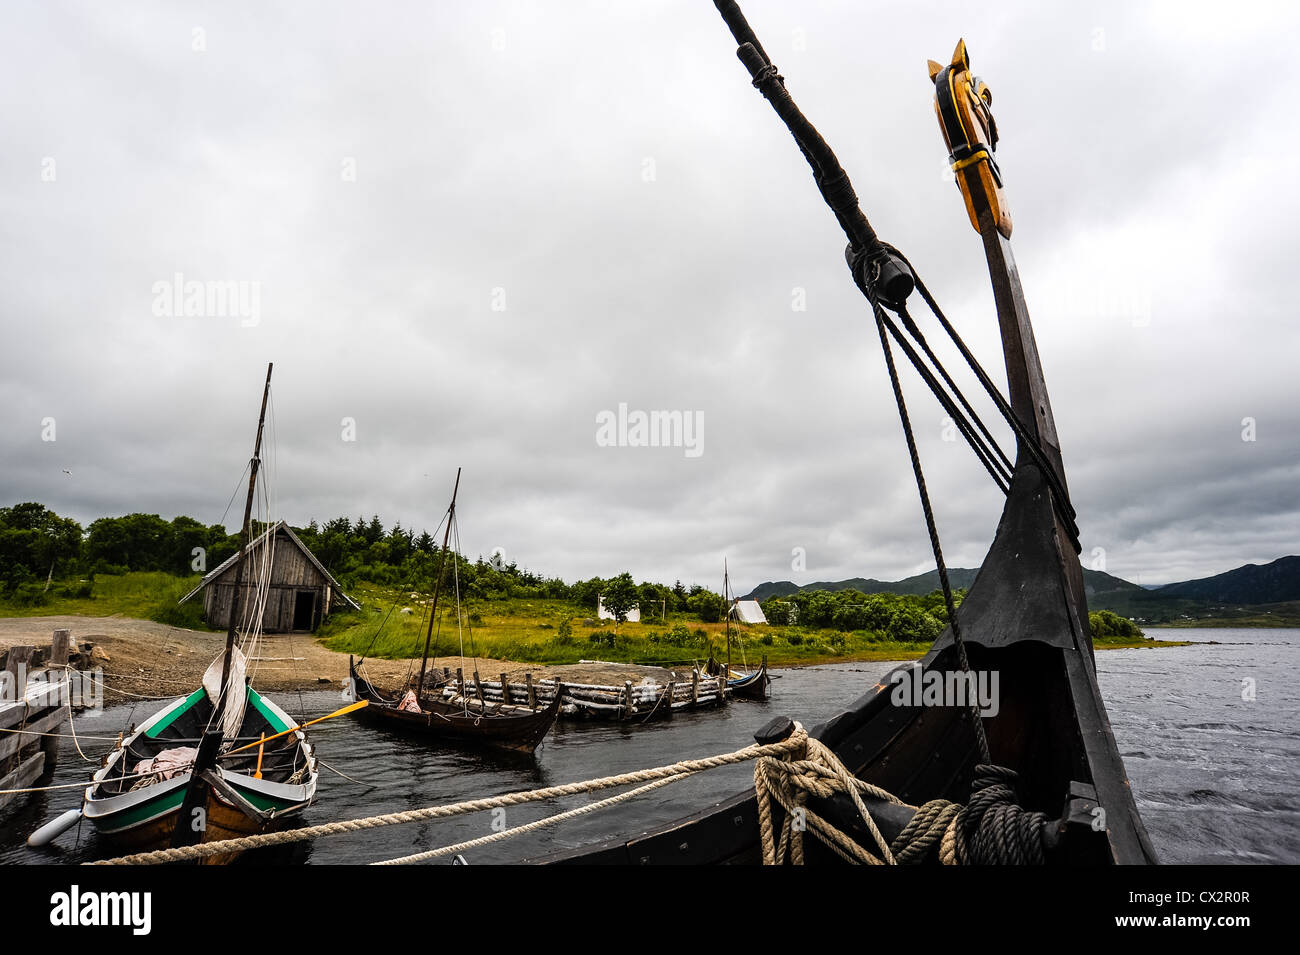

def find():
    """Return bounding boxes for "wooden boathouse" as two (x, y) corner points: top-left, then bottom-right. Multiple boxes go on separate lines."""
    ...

(179, 520), (359, 633)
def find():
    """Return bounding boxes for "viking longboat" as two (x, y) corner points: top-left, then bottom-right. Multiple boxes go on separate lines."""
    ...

(81, 364), (318, 860)
(83, 651), (316, 857)
(705, 656), (769, 701)
(531, 5), (1157, 865)
(705, 561), (770, 701)
(348, 659), (559, 753)
(448, 668), (728, 722)
(345, 469), (562, 755)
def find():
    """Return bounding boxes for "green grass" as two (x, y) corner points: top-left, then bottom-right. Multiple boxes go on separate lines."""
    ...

(322, 585), (957, 666)
(0, 573), (1192, 665)
(0, 571), (210, 629)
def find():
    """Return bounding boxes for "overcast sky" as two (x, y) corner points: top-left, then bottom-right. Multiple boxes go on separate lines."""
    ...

(2, 0), (1297, 594)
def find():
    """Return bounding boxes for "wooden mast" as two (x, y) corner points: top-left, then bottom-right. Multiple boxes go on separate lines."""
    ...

(416, 467), (461, 704)
(216, 361), (274, 700)
(723, 558), (732, 675)
(172, 361), (273, 849)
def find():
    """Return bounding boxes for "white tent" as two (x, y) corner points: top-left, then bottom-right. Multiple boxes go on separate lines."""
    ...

(729, 599), (767, 625)
(597, 594), (640, 623)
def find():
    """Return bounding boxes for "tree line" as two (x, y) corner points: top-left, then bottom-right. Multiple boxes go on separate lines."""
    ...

(0, 503), (722, 618)
(2, 502), (1136, 642)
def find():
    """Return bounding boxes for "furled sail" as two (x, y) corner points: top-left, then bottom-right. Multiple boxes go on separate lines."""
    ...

(202, 645), (248, 743)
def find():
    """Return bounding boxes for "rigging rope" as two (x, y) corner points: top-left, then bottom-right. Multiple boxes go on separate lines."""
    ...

(896, 251), (1080, 547)
(857, 251), (992, 766)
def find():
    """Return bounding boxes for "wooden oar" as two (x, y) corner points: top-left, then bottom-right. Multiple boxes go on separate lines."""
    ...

(220, 700), (368, 758)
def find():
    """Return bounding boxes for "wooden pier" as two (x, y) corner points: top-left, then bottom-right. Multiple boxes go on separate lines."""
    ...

(431, 666), (729, 722)
(0, 629), (93, 812)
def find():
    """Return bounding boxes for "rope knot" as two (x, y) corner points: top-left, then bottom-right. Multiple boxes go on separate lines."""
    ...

(752, 723), (902, 865)
(751, 62), (783, 88)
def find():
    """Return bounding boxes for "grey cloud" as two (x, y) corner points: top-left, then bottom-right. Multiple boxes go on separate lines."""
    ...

(2, 0), (1297, 595)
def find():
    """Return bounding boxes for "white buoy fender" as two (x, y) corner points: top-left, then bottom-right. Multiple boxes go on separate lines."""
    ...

(27, 808), (82, 847)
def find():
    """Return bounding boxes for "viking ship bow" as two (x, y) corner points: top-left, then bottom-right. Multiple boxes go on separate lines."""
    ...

(534, 7), (1156, 865)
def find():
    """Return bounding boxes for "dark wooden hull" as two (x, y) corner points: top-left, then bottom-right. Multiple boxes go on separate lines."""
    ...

(349, 661), (560, 754)
(706, 657), (770, 701)
(532, 466), (1158, 865)
(96, 792), (293, 865)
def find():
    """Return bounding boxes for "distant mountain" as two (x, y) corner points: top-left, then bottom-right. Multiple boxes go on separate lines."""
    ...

(744, 557), (1300, 625)
(746, 570), (977, 603)
(747, 567), (1137, 603)
(1153, 556), (1300, 604)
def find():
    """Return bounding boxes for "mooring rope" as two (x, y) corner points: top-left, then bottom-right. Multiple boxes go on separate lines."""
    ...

(87, 727), (809, 865)
(80, 716), (1050, 865)
(374, 772), (693, 865)
(753, 731), (904, 865)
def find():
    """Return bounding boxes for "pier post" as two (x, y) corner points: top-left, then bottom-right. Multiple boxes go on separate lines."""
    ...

(51, 630), (71, 667)
(526, 672), (536, 710)
(5, 646), (33, 700)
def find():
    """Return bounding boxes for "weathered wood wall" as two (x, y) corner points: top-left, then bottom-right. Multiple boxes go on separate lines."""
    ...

(202, 529), (334, 632)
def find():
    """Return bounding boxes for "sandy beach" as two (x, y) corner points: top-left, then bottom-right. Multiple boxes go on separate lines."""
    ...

(0, 615), (690, 699)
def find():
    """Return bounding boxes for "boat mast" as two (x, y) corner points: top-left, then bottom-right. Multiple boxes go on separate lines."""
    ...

(723, 558), (731, 674)
(171, 361), (272, 850)
(216, 361), (274, 704)
(416, 467), (461, 703)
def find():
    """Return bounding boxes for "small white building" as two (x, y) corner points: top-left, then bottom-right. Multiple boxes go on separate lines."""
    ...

(729, 599), (768, 625)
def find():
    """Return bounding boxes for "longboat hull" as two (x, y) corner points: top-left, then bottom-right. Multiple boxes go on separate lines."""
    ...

(348, 661), (560, 754)
(83, 686), (316, 864)
(706, 657), (770, 701)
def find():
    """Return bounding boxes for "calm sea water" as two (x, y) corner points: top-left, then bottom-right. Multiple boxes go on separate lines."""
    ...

(4, 628), (1296, 864)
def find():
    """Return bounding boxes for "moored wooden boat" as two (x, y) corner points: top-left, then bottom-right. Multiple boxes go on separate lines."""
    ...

(436, 670), (728, 722)
(347, 658), (561, 753)
(346, 469), (561, 754)
(78, 364), (320, 862)
(83, 672), (316, 863)
(706, 561), (770, 700)
(705, 655), (769, 701)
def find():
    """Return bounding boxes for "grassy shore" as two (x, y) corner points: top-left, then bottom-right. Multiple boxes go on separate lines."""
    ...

(317, 583), (1189, 667)
(1149, 615), (1300, 629)
(0, 571), (206, 627)
(315, 586), (929, 667)
(0, 574), (1190, 668)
